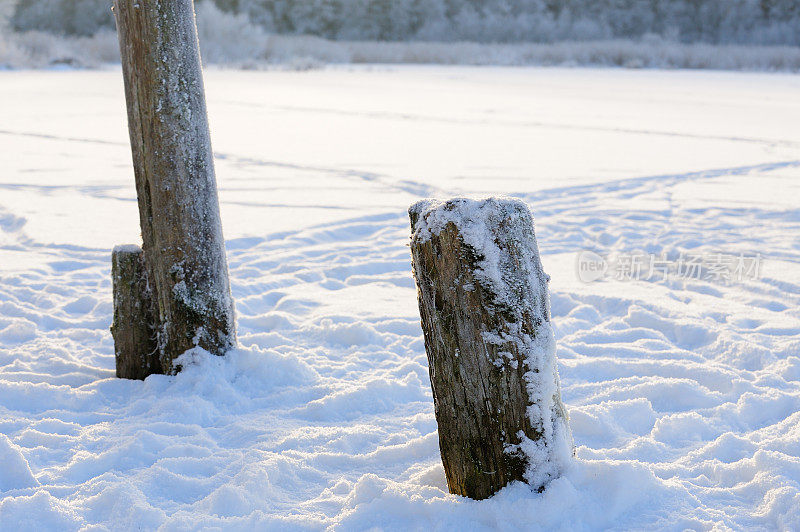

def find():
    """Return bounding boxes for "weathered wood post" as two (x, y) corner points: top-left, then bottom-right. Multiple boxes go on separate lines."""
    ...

(409, 198), (572, 500)
(110, 245), (160, 380)
(112, 0), (236, 376)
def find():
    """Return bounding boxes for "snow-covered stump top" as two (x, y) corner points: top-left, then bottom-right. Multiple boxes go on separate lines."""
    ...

(409, 197), (572, 499)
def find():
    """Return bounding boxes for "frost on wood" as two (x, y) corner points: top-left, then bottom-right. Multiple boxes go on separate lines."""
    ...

(111, 245), (160, 380)
(113, 0), (236, 372)
(409, 197), (572, 500)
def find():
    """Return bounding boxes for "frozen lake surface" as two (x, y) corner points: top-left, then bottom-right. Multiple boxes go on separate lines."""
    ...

(0, 66), (799, 530)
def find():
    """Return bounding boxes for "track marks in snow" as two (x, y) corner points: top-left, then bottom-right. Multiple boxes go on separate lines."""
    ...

(1, 209), (438, 528)
(270, 103), (800, 151)
(536, 161), (800, 529)
(1, 150), (799, 528)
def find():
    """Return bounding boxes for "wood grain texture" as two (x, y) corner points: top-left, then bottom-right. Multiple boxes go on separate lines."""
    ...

(113, 0), (236, 371)
(409, 198), (569, 500)
(111, 246), (160, 380)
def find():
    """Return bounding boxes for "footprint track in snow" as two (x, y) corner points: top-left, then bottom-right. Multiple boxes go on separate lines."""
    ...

(1, 141), (799, 528)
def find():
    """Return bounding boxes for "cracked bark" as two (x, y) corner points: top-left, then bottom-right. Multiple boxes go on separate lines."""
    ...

(409, 205), (550, 500)
(112, 0), (236, 376)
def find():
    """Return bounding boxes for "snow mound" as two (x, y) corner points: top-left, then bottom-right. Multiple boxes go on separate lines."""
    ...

(0, 434), (38, 492)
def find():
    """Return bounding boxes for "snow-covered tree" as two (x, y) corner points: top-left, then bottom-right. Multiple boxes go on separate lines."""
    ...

(7, 0), (800, 45)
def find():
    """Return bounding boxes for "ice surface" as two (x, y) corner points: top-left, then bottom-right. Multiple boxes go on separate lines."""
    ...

(0, 67), (799, 529)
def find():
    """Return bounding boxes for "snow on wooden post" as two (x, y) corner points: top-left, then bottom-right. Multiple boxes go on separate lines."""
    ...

(409, 198), (572, 500)
(113, 0), (236, 373)
(110, 245), (160, 380)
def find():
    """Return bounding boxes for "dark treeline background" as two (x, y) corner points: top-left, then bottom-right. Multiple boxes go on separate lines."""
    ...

(8, 0), (800, 45)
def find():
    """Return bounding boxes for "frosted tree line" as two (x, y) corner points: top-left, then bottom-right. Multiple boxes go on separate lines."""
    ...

(8, 0), (800, 46)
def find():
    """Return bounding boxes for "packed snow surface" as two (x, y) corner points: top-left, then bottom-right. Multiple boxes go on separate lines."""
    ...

(0, 66), (799, 530)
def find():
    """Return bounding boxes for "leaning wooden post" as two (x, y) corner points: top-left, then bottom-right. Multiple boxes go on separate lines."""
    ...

(112, 0), (236, 373)
(111, 245), (160, 380)
(409, 198), (572, 500)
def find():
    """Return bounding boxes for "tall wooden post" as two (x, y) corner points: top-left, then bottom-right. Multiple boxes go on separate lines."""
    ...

(113, 0), (235, 374)
(409, 198), (572, 500)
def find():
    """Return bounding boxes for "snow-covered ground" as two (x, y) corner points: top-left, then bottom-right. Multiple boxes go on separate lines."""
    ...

(1, 66), (799, 530)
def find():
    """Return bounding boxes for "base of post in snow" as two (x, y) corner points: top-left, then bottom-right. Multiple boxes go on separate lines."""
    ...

(409, 197), (573, 500)
(110, 245), (161, 380)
